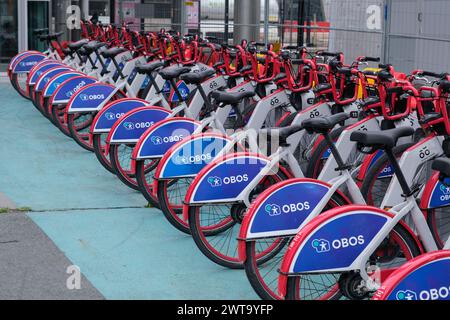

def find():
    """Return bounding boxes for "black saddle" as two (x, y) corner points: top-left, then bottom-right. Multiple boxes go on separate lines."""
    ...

(135, 61), (165, 74)
(419, 112), (442, 125)
(180, 69), (215, 85)
(432, 158), (450, 178)
(260, 124), (304, 145)
(102, 47), (127, 59)
(68, 39), (89, 51)
(302, 113), (349, 134)
(211, 90), (255, 105)
(314, 83), (332, 93)
(350, 126), (414, 149)
(360, 97), (380, 109)
(439, 80), (450, 92)
(83, 41), (107, 53)
(159, 66), (191, 80)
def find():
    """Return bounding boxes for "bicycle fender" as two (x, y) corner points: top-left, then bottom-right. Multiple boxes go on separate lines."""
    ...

(239, 179), (349, 241)
(28, 61), (63, 85)
(34, 67), (73, 93)
(155, 133), (234, 179)
(8, 51), (42, 75)
(133, 118), (201, 160)
(421, 172), (450, 210)
(278, 206), (395, 295)
(107, 106), (171, 145)
(45, 74), (91, 101)
(184, 152), (271, 205)
(11, 53), (46, 74)
(91, 98), (149, 134)
(373, 251), (450, 300)
(66, 83), (116, 113)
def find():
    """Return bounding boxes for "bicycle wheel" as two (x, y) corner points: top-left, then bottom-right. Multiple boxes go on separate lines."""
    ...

(92, 133), (115, 174)
(109, 144), (140, 191)
(426, 206), (450, 249)
(285, 223), (421, 300)
(187, 170), (289, 269)
(243, 193), (349, 300)
(51, 104), (72, 137)
(135, 159), (161, 208)
(11, 73), (30, 99)
(156, 178), (193, 234)
(305, 126), (348, 178)
(67, 112), (95, 151)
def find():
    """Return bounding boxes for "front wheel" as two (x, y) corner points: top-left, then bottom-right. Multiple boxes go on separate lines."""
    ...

(285, 223), (421, 300)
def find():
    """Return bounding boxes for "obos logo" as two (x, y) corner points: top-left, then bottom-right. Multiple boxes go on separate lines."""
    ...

(151, 136), (163, 145)
(266, 202), (310, 216)
(207, 174), (248, 187)
(80, 93), (105, 101)
(151, 135), (184, 145)
(396, 290), (417, 301)
(395, 286), (450, 300)
(265, 204), (281, 216)
(311, 239), (330, 253)
(105, 112), (116, 120)
(439, 184), (450, 202)
(65, 81), (86, 98)
(123, 122), (134, 130)
(105, 112), (125, 121)
(176, 153), (212, 164)
(311, 235), (365, 253)
(207, 176), (222, 187)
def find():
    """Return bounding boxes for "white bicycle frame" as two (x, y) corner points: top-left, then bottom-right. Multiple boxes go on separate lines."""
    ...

(381, 135), (445, 208)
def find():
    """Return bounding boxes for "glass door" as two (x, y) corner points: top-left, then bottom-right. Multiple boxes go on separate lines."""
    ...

(27, 0), (49, 51)
(0, 0), (18, 70)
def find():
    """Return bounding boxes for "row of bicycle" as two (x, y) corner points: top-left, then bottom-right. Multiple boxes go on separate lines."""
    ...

(8, 23), (450, 300)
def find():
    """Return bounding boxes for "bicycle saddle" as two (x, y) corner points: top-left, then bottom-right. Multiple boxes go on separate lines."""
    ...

(135, 61), (165, 74)
(211, 90), (255, 105)
(68, 39), (89, 51)
(102, 47), (128, 59)
(180, 68), (215, 85)
(260, 124), (304, 145)
(158, 66), (191, 80)
(213, 61), (225, 69)
(360, 97), (381, 108)
(350, 126), (414, 149)
(273, 73), (287, 82)
(432, 157), (450, 178)
(439, 80), (450, 92)
(83, 41), (107, 53)
(419, 112), (442, 125)
(313, 83), (332, 93)
(302, 113), (349, 134)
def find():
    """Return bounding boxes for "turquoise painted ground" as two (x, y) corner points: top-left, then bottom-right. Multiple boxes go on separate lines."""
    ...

(0, 83), (258, 299)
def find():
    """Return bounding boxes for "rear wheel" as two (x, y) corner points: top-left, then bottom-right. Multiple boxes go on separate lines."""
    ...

(426, 206), (450, 249)
(67, 113), (95, 151)
(285, 224), (421, 300)
(51, 104), (72, 137)
(135, 159), (161, 208)
(92, 133), (115, 174)
(156, 178), (193, 234)
(187, 169), (289, 269)
(243, 193), (349, 300)
(109, 144), (140, 190)
(11, 73), (29, 99)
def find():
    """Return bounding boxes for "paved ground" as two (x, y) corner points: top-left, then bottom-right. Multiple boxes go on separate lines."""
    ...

(0, 83), (258, 299)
